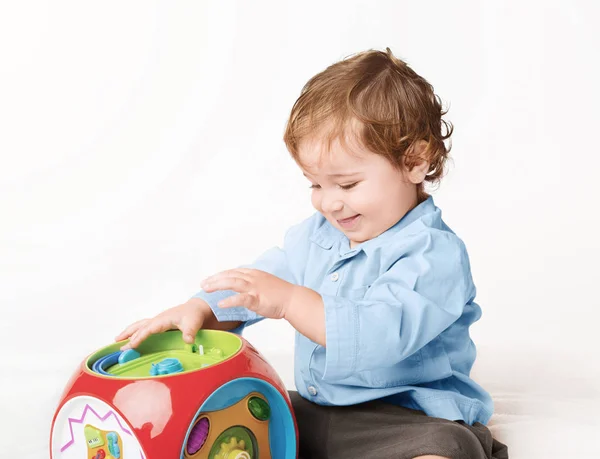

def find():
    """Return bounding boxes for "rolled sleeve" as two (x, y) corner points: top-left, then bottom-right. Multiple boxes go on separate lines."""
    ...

(191, 288), (261, 323)
(321, 294), (359, 381)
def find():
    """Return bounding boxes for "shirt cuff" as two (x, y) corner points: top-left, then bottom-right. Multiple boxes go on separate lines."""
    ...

(190, 289), (260, 323)
(321, 294), (358, 382)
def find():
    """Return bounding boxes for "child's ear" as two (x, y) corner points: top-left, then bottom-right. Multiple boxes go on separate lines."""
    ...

(405, 140), (430, 184)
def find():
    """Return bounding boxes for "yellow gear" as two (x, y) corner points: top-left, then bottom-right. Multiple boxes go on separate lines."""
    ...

(214, 436), (251, 459)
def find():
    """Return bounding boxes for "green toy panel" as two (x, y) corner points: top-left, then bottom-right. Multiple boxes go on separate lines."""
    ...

(86, 330), (242, 379)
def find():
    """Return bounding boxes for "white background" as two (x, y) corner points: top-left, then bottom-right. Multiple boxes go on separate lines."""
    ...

(1, 1), (599, 458)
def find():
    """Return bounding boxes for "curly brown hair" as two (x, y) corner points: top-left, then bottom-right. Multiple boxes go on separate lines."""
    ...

(283, 48), (453, 197)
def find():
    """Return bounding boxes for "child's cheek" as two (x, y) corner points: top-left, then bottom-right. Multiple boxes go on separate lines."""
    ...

(310, 192), (320, 211)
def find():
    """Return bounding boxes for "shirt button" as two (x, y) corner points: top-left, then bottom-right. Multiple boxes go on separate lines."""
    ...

(307, 385), (318, 396)
(330, 272), (339, 282)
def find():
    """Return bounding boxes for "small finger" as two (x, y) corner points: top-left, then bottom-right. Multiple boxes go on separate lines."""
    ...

(179, 316), (202, 344)
(218, 293), (255, 309)
(201, 271), (226, 286)
(115, 319), (148, 342)
(202, 270), (251, 287)
(121, 318), (170, 350)
(123, 328), (150, 350)
(203, 276), (251, 293)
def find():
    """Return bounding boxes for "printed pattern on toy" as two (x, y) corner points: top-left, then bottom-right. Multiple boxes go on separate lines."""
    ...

(84, 424), (122, 459)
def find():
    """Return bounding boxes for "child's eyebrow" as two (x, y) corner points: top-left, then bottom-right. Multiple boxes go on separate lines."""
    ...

(328, 172), (361, 177)
(303, 172), (361, 178)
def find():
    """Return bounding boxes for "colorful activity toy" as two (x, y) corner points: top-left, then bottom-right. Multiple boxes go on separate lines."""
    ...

(50, 330), (298, 458)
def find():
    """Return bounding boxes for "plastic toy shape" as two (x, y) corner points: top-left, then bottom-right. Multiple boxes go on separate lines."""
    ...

(50, 330), (298, 458)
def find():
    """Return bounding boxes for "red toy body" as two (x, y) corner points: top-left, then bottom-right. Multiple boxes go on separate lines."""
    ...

(50, 330), (298, 459)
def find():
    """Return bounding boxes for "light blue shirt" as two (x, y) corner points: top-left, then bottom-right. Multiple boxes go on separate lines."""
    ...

(192, 196), (494, 425)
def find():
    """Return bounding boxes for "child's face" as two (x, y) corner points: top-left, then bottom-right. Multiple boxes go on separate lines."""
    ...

(298, 132), (423, 249)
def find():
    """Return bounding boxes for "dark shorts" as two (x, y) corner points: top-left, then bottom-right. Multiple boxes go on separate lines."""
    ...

(289, 391), (508, 459)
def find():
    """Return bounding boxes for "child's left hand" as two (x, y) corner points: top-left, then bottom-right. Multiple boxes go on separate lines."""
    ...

(200, 268), (295, 320)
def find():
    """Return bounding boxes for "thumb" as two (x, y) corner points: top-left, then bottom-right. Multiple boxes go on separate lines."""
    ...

(180, 315), (202, 343)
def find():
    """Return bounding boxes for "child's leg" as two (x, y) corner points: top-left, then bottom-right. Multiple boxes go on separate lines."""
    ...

(289, 391), (508, 459)
(290, 391), (331, 458)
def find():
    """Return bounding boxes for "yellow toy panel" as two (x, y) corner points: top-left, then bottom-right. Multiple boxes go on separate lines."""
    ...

(184, 393), (271, 459)
(84, 424), (123, 459)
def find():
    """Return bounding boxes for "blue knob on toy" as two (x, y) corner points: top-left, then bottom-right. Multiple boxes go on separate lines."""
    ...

(118, 349), (140, 364)
(107, 431), (120, 458)
(149, 358), (184, 376)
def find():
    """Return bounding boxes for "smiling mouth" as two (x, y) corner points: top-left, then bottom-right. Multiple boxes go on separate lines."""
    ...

(337, 214), (359, 223)
(336, 214), (361, 229)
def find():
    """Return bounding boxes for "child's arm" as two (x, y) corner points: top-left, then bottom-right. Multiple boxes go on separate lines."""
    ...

(116, 216), (314, 349)
(284, 285), (326, 346)
(201, 270), (327, 345)
(117, 297), (243, 350)
(193, 216), (313, 333)
(317, 231), (473, 383)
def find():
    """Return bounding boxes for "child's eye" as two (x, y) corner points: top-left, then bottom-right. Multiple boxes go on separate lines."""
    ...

(340, 182), (359, 190)
(309, 182), (359, 190)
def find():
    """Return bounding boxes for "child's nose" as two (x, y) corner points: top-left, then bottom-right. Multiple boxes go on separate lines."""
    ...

(322, 196), (344, 214)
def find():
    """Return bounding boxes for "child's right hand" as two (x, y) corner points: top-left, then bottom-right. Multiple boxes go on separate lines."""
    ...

(115, 299), (209, 351)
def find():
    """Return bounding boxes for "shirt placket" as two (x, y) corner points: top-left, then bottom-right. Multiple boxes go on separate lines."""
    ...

(305, 247), (362, 399)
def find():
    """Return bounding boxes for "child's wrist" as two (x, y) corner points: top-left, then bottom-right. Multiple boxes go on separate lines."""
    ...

(186, 297), (212, 319)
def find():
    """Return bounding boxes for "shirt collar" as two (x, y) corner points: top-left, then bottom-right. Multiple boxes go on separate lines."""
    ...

(309, 195), (437, 257)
